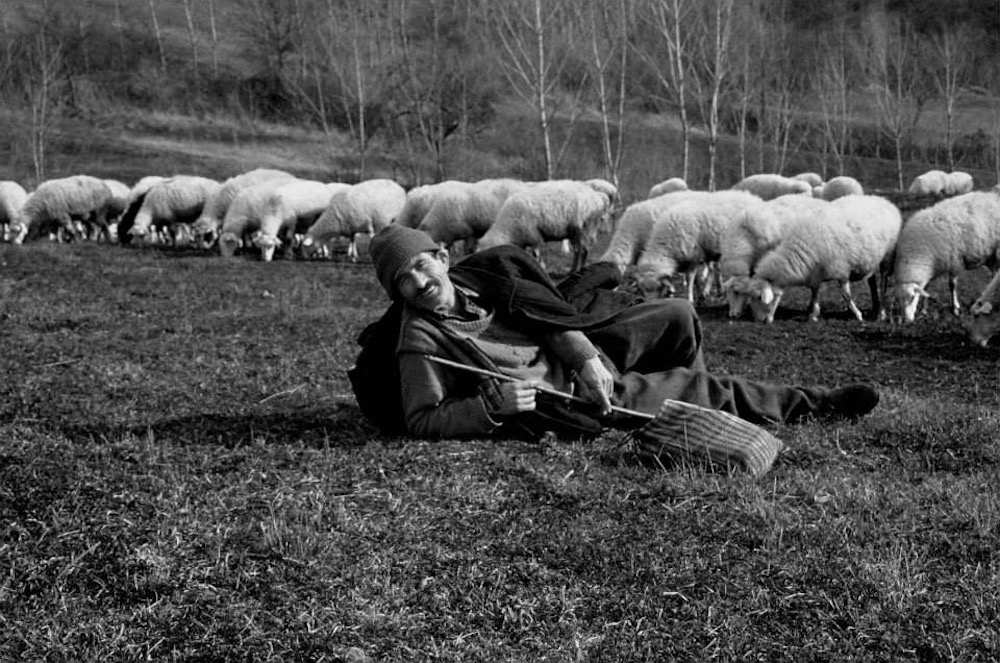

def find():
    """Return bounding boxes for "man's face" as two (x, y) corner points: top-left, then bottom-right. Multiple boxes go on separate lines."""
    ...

(395, 249), (456, 314)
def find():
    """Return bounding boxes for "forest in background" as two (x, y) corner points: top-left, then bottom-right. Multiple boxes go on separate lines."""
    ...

(2, 0), (1000, 195)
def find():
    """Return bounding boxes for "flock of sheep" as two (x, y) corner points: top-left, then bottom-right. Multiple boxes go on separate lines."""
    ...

(2, 166), (1000, 347)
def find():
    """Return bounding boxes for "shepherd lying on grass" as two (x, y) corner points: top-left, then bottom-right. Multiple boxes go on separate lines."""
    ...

(352, 224), (878, 442)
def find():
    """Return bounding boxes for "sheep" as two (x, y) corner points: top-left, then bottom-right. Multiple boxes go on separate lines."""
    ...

(129, 176), (221, 246)
(627, 190), (764, 301)
(719, 195), (831, 317)
(396, 181), (464, 229)
(648, 177), (689, 199)
(792, 172), (824, 188)
(598, 190), (719, 273)
(217, 178), (303, 258)
(302, 178), (407, 261)
(417, 178), (533, 252)
(967, 269), (1000, 346)
(117, 176), (168, 245)
(190, 168), (296, 246)
(736, 194), (902, 323)
(891, 191), (1000, 322)
(10, 175), (115, 244)
(101, 179), (131, 242)
(250, 180), (350, 261)
(944, 171), (974, 196)
(907, 169), (949, 196)
(815, 175), (864, 201)
(477, 179), (614, 273)
(731, 173), (812, 200)
(0, 181), (28, 243)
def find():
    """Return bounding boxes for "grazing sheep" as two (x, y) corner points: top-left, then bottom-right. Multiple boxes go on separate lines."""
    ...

(731, 173), (812, 200)
(737, 195), (902, 323)
(0, 181), (28, 243)
(967, 269), (1000, 346)
(117, 176), (168, 245)
(648, 177), (689, 199)
(101, 179), (130, 242)
(719, 195), (831, 317)
(396, 181), (464, 229)
(250, 180), (350, 261)
(302, 179), (407, 261)
(477, 179), (615, 273)
(891, 191), (1000, 322)
(816, 175), (864, 201)
(944, 171), (974, 196)
(600, 190), (755, 274)
(628, 190), (764, 301)
(792, 172), (824, 187)
(907, 169), (949, 196)
(130, 176), (221, 246)
(10, 175), (115, 244)
(417, 178), (532, 252)
(190, 168), (296, 246)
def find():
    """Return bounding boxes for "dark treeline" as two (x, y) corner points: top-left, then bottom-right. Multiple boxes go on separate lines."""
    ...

(1, 0), (999, 190)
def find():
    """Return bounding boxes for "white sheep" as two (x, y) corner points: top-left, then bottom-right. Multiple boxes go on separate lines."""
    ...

(967, 269), (1000, 346)
(792, 172), (824, 188)
(117, 176), (168, 245)
(10, 175), (115, 244)
(130, 175), (221, 246)
(217, 178), (304, 258)
(816, 175), (864, 201)
(190, 168), (296, 246)
(648, 177), (689, 199)
(250, 180), (350, 261)
(396, 181), (464, 229)
(0, 181), (28, 243)
(628, 190), (764, 301)
(417, 178), (532, 252)
(302, 179), (407, 261)
(719, 195), (831, 317)
(944, 171), (974, 196)
(598, 190), (723, 273)
(891, 191), (1000, 322)
(907, 169), (949, 196)
(477, 179), (614, 273)
(736, 194), (902, 323)
(731, 173), (812, 200)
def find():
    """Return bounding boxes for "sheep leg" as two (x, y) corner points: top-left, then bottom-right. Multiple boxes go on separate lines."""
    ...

(866, 273), (882, 321)
(841, 281), (865, 321)
(347, 234), (358, 262)
(683, 267), (698, 303)
(807, 287), (822, 322)
(949, 275), (961, 316)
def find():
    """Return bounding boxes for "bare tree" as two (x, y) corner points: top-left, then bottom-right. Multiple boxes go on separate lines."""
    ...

(482, 0), (584, 179)
(930, 23), (970, 170)
(208, 0), (220, 78)
(816, 26), (854, 175)
(636, 0), (695, 181)
(182, 0), (199, 82)
(21, 30), (66, 181)
(146, 0), (167, 73)
(864, 11), (927, 189)
(571, 0), (631, 188)
(689, 0), (734, 189)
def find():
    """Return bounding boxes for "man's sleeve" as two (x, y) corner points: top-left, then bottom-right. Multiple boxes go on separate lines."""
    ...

(399, 351), (503, 438)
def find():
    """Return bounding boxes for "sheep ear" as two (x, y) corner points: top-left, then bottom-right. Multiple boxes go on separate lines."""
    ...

(760, 283), (774, 305)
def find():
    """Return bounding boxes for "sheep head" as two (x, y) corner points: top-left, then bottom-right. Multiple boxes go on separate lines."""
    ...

(744, 278), (782, 324)
(218, 232), (241, 258)
(968, 299), (998, 347)
(722, 276), (752, 318)
(894, 282), (931, 323)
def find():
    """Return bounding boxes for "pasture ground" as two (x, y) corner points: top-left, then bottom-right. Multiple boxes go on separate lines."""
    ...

(1, 241), (999, 661)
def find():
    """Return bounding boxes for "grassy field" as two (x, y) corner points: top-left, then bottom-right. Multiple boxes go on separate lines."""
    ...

(2, 239), (999, 661)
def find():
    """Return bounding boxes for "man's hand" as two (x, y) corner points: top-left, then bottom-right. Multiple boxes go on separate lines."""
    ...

(493, 379), (539, 417)
(575, 356), (614, 415)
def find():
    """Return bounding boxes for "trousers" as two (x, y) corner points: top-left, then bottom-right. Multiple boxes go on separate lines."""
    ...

(580, 299), (826, 427)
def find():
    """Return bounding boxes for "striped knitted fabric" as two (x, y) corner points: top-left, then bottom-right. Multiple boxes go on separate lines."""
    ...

(632, 399), (784, 479)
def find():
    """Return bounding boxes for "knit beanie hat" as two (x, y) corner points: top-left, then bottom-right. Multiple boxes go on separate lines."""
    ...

(369, 224), (441, 298)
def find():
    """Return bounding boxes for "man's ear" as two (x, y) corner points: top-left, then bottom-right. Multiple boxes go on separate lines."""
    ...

(435, 248), (450, 267)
